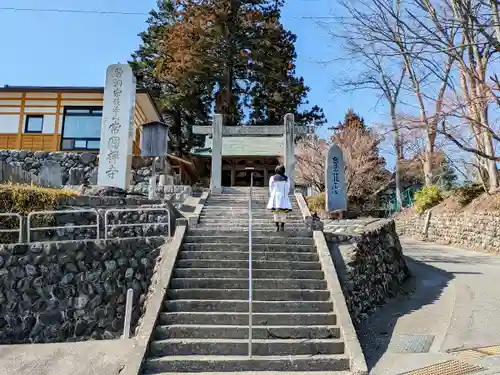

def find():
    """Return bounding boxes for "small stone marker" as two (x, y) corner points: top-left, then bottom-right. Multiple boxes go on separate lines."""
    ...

(97, 64), (136, 189)
(325, 144), (347, 211)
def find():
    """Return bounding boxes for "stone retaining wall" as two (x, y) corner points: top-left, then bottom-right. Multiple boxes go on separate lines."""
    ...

(396, 211), (500, 253)
(0, 151), (192, 200)
(0, 237), (166, 344)
(0, 150), (98, 185)
(326, 219), (410, 323)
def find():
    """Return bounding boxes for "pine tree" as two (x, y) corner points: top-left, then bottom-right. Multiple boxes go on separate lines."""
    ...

(156, 0), (325, 126)
(129, 0), (209, 156)
(247, 12), (326, 126)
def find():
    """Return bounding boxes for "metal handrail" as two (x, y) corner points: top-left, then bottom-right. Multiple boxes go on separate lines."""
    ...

(104, 207), (171, 239)
(27, 209), (99, 243)
(248, 171), (254, 357)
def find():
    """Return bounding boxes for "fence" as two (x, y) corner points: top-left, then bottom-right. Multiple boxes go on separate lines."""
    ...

(104, 207), (171, 239)
(0, 207), (172, 244)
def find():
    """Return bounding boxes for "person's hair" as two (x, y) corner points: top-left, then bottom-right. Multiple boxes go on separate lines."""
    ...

(275, 165), (285, 176)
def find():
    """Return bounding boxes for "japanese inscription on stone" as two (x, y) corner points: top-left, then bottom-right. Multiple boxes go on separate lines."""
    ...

(97, 64), (135, 189)
(325, 144), (347, 211)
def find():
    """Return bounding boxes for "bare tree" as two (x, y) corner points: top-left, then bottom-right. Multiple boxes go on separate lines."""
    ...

(294, 135), (328, 191)
(325, 2), (407, 207)
(332, 123), (390, 199)
(400, 0), (500, 190)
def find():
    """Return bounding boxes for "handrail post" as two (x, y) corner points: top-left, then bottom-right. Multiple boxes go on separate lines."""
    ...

(248, 170), (254, 358)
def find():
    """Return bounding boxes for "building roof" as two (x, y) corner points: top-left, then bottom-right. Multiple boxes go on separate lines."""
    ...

(0, 85), (162, 120)
(192, 135), (283, 157)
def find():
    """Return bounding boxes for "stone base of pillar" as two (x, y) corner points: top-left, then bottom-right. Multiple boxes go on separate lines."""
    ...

(211, 187), (222, 194)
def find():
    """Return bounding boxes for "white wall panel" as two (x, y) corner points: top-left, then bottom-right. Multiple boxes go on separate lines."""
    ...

(0, 115), (20, 133)
(24, 107), (57, 114)
(42, 115), (56, 134)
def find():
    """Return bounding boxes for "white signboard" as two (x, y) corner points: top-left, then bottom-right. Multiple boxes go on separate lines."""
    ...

(97, 64), (136, 189)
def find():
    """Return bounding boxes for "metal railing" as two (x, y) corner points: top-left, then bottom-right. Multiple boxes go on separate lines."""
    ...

(104, 207), (171, 239)
(247, 168), (254, 357)
(27, 209), (100, 243)
(0, 213), (23, 243)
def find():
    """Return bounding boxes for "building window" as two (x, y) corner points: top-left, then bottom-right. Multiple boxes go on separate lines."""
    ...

(61, 107), (102, 150)
(25, 115), (44, 133)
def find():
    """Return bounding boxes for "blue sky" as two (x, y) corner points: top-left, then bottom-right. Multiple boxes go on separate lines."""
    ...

(0, 0), (388, 141)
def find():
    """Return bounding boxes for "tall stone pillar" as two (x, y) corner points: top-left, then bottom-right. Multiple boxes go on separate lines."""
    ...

(210, 114), (223, 194)
(97, 64), (136, 189)
(283, 113), (295, 191)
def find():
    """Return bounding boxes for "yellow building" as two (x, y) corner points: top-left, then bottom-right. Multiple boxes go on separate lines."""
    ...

(0, 86), (162, 154)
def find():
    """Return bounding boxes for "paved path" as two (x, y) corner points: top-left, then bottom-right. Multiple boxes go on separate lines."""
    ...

(357, 238), (500, 374)
(0, 339), (134, 375)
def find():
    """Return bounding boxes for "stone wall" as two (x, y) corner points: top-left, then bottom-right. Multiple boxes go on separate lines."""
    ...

(0, 237), (166, 344)
(326, 219), (410, 323)
(0, 150), (97, 185)
(0, 151), (192, 200)
(396, 211), (500, 253)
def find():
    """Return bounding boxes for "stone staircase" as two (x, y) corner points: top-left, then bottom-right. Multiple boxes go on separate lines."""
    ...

(141, 187), (351, 374)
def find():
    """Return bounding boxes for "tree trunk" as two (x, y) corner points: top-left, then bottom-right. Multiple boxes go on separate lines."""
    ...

(390, 105), (403, 209)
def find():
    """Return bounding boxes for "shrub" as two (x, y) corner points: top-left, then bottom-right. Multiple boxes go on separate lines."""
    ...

(0, 183), (76, 214)
(414, 185), (443, 213)
(306, 193), (325, 213)
(452, 183), (484, 206)
(0, 183), (77, 243)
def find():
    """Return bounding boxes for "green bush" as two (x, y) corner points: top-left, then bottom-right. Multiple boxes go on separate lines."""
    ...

(414, 185), (443, 213)
(306, 193), (325, 213)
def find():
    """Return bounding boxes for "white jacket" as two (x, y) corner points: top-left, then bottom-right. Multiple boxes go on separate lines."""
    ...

(267, 174), (292, 211)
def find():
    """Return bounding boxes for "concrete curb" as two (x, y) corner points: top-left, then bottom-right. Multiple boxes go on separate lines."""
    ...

(188, 191), (210, 227)
(121, 218), (188, 375)
(294, 191), (313, 230)
(314, 231), (369, 375)
(292, 191), (367, 374)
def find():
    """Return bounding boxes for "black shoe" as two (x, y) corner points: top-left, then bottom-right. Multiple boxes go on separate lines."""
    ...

(275, 222), (280, 232)
(280, 222), (285, 231)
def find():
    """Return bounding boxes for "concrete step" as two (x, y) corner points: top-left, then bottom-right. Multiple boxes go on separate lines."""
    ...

(198, 216), (304, 223)
(143, 371), (351, 375)
(142, 354), (350, 373)
(175, 260), (322, 270)
(173, 268), (324, 279)
(201, 208), (299, 212)
(184, 234), (313, 243)
(169, 278), (327, 290)
(181, 243), (316, 252)
(194, 229), (308, 234)
(164, 300), (333, 313)
(149, 338), (345, 356)
(167, 289), (330, 301)
(178, 251), (318, 262)
(197, 223), (306, 229)
(158, 312), (337, 326)
(154, 325), (341, 340)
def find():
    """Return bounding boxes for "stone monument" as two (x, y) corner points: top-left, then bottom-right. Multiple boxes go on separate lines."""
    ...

(97, 64), (136, 190)
(325, 144), (347, 211)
